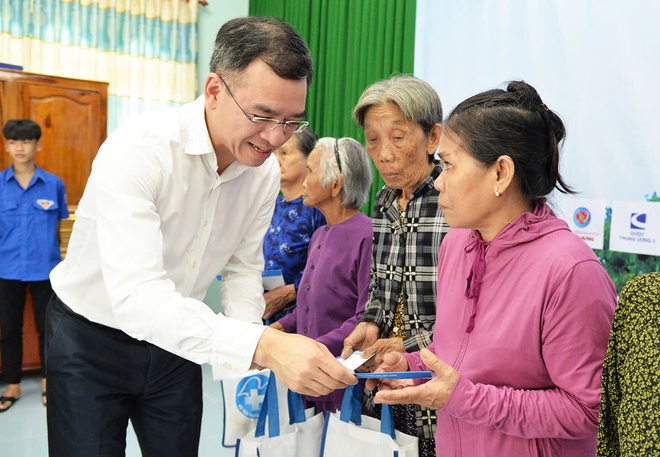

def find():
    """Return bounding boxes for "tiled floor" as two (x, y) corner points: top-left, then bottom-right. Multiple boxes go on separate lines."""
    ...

(0, 365), (235, 456)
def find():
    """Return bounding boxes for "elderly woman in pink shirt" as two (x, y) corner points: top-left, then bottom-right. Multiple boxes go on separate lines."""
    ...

(368, 81), (616, 457)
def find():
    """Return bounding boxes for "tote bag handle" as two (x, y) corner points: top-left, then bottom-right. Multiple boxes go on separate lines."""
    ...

(338, 384), (396, 438)
(287, 389), (306, 424)
(255, 371), (280, 438)
(254, 372), (308, 438)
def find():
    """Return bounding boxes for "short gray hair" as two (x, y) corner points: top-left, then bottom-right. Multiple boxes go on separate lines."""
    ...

(315, 137), (373, 210)
(353, 75), (442, 134)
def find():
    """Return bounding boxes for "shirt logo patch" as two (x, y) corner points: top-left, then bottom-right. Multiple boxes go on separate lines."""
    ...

(37, 199), (55, 210)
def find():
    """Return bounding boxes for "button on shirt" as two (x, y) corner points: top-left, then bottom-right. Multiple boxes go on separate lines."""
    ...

(50, 96), (280, 373)
(0, 165), (69, 281)
(278, 212), (373, 357)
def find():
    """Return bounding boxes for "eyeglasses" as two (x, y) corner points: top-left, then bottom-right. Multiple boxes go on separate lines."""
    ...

(219, 75), (309, 134)
(334, 138), (343, 174)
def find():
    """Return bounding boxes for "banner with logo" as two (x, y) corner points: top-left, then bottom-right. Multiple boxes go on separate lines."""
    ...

(610, 201), (660, 256)
(558, 199), (606, 250)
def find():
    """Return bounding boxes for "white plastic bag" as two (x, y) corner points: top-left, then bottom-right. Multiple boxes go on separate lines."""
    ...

(320, 384), (418, 457)
(236, 372), (325, 457)
(218, 369), (289, 448)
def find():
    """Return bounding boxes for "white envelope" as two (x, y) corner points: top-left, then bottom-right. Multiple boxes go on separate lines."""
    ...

(262, 269), (285, 291)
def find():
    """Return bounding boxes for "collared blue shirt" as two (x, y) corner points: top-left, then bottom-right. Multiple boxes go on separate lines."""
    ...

(0, 165), (69, 281)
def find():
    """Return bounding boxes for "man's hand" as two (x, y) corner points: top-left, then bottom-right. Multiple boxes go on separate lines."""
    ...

(253, 328), (357, 396)
(262, 284), (296, 320)
(373, 348), (459, 411)
(341, 322), (380, 360)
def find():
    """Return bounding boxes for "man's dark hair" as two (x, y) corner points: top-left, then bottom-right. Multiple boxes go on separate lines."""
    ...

(2, 119), (42, 141)
(209, 16), (313, 87)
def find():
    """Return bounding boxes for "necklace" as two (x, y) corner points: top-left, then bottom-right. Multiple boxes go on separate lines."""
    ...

(389, 198), (406, 338)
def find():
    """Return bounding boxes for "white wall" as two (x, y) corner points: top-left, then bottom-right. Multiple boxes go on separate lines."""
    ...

(196, 0), (249, 96)
(415, 0), (660, 206)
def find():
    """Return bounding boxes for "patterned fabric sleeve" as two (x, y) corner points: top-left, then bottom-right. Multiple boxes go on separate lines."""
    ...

(597, 272), (660, 457)
(403, 327), (433, 352)
(361, 265), (387, 329)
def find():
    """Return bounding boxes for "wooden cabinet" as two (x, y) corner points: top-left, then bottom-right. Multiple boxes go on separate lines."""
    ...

(0, 69), (108, 204)
(0, 69), (107, 374)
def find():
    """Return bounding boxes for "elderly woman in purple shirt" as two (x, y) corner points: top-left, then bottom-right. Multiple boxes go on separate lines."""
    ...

(271, 137), (373, 413)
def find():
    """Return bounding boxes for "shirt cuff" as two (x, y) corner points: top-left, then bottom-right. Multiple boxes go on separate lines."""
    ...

(441, 373), (471, 414)
(209, 317), (266, 374)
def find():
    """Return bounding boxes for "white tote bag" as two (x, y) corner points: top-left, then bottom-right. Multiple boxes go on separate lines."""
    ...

(320, 383), (419, 457)
(237, 372), (325, 457)
(218, 368), (290, 448)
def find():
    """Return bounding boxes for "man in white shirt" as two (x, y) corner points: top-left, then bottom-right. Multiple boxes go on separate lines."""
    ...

(45, 16), (356, 456)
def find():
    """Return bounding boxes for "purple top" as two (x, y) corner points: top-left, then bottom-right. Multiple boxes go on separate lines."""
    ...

(263, 194), (326, 323)
(278, 212), (373, 413)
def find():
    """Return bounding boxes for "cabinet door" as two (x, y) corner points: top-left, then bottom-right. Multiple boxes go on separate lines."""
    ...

(17, 82), (105, 205)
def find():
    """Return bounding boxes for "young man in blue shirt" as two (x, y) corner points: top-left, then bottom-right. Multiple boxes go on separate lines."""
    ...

(0, 119), (69, 412)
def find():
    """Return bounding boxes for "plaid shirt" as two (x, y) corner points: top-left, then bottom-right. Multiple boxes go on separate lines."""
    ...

(362, 164), (449, 350)
(361, 164), (450, 440)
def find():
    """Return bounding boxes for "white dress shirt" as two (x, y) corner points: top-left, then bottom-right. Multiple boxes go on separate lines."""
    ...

(50, 96), (279, 373)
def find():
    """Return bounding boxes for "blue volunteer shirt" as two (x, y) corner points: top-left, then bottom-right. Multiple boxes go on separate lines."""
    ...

(0, 165), (69, 281)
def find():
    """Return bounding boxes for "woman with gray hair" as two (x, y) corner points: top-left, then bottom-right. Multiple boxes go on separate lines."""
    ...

(272, 137), (373, 413)
(262, 129), (326, 325)
(342, 75), (451, 456)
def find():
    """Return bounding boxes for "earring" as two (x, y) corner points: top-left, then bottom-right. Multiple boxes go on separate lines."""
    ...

(495, 190), (501, 197)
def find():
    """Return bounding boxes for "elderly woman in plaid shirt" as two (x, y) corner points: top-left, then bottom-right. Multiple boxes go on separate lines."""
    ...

(342, 75), (451, 457)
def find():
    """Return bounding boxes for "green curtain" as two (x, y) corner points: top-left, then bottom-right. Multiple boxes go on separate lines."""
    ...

(249, 0), (416, 216)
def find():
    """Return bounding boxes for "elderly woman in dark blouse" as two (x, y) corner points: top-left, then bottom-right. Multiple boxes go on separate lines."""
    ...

(342, 75), (451, 457)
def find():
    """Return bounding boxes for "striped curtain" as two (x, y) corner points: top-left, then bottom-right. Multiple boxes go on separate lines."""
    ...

(0, 0), (199, 133)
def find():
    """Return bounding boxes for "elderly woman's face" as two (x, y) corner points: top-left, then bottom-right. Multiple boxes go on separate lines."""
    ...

(302, 147), (334, 209)
(363, 102), (438, 192)
(274, 136), (308, 187)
